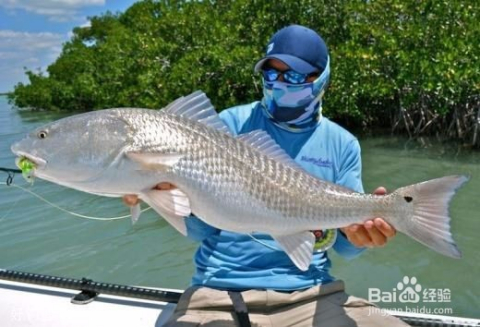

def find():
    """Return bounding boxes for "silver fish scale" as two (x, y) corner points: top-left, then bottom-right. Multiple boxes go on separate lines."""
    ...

(116, 109), (397, 231)
(124, 109), (195, 155)
(132, 113), (393, 231)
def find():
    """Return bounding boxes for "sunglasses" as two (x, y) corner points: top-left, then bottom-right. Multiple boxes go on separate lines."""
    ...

(262, 68), (318, 84)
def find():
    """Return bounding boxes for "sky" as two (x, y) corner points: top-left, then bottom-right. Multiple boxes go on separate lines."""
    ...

(0, 0), (139, 92)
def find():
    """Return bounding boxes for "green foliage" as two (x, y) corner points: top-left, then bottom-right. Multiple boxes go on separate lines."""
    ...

(331, 0), (479, 123)
(9, 0), (480, 144)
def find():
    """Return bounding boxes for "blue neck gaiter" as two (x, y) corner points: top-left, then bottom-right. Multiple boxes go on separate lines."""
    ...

(262, 57), (330, 131)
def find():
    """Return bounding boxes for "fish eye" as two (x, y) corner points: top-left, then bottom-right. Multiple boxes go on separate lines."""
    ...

(37, 131), (48, 139)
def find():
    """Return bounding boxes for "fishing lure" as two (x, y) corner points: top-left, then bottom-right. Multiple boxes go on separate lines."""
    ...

(16, 157), (35, 183)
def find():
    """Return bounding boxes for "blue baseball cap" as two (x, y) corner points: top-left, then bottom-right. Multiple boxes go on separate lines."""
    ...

(254, 25), (329, 74)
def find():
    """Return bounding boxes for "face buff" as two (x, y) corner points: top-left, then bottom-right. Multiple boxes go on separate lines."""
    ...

(262, 57), (330, 131)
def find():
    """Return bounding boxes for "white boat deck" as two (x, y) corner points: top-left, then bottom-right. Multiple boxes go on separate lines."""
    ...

(0, 279), (177, 327)
(1, 277), (479, 327)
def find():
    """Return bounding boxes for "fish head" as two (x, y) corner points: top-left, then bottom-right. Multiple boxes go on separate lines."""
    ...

(11, 110), (132, 185)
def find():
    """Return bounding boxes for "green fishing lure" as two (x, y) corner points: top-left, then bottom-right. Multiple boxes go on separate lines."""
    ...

(16, 157), (35, 183)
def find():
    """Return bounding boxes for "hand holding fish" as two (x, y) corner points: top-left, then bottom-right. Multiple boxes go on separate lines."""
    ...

(122, 182), (176, 207)
(341, 187), (397, 248)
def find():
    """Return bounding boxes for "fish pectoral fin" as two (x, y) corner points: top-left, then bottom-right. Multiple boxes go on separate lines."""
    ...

(272, 232), (315, 271)
(126, 152), (184, 170)
(142, 188), (191, 236)
(130, 203), (141, 224)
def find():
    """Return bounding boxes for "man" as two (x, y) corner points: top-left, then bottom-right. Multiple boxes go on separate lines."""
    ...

(124, 25), (407, 326)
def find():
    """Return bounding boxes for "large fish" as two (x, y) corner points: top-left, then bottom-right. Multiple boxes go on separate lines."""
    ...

(11, 91), (467, 271)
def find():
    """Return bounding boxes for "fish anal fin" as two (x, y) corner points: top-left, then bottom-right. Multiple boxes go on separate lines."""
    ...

(272, 232), (315, 271)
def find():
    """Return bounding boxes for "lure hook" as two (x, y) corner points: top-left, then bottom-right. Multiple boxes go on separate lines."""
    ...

(6, 172), (14, 186)
(0, 168), (21, 186)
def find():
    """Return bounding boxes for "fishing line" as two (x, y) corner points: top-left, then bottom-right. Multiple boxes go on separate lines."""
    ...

(0, 181), (151, 221)
(248, 234), (281, 251)
(0, 188), (21, 222)
(0, 168), (22, 221)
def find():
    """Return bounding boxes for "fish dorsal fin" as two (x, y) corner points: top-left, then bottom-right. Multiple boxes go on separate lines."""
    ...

(237, 130), (304, 171)
(163, 91), (232, 135)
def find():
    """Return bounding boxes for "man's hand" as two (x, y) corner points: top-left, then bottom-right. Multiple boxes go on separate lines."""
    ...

(122, 182), (176, 207)
(340, 187), (397, 248)
(122, 194), (140, 207)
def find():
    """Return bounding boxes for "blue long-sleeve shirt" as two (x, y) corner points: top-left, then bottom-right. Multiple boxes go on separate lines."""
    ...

(185, 102), (366, 291)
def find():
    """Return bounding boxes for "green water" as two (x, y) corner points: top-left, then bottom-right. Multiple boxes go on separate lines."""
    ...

(0, 96), (478, 318)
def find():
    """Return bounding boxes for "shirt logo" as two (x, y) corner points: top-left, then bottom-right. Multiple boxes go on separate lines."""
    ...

(300, 155), (333, 168)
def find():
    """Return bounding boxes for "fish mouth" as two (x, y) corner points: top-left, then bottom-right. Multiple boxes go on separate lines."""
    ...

(14, 151), (47, 171)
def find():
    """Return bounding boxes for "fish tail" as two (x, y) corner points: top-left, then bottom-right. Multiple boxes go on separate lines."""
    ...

(397, 175), (468, 259)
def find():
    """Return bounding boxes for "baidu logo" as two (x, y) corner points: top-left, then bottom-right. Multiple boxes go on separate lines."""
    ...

(397, 276), (422, 303)
(368, 276), (450, 304)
